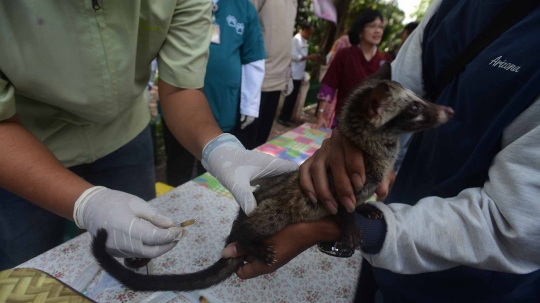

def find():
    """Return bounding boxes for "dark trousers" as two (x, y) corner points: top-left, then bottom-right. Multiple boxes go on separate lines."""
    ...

(0, 126), (156, 270)
(354, 259), (379, 303)
(162, 120), (206, 187)
(234, 91), (282, 150)
(278, 80), (302, 122)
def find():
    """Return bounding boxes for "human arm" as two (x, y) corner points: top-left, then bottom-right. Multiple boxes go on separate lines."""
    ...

(312, 100), (329, 129)
(291, 37), (318, 62)
(0, 70), (91, 219)
(156, 0), (221, 158)
(362, 100), (540, 274)
(158, 0), (296, 214)
(221, 217), (342, 279)
(291, 37), (304, 62)
(312, 82), (337, 129)
(240, 60), (265, 129)
(239, 4), (266, 129)
(0, 75), (183, 257)
(313, 49), (345, 129)
(0, 115), (92, 219)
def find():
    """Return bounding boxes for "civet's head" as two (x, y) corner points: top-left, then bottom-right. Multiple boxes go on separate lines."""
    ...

(339, 63), (454, 134)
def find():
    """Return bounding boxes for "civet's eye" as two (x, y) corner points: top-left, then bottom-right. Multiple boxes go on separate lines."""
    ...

(409, 105), (419, 112)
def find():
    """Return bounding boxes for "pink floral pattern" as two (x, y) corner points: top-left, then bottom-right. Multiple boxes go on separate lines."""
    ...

(19, 183), (363, 302)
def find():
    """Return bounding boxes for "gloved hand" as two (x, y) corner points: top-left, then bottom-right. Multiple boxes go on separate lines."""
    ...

(74, 187), (184, 258)
(202, 134), (298, 214)
(240, 114), (256, 130)
(284, 78), (294, 96)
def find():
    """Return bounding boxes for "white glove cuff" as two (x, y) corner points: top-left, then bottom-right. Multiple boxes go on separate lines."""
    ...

(201, 133), (244, 169)
(73, 186), (106, 229)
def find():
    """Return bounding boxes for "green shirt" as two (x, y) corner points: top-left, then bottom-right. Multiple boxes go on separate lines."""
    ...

(204, 0), (265, 132)
(0, 0), (212, 167)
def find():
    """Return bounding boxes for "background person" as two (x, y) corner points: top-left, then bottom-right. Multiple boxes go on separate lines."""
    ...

(313, 10), (392, 129)
(276, 23), (318, 127)
(235, 0), (299, 150)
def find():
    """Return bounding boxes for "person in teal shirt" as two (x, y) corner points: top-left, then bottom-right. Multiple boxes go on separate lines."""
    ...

(163, 0), (266, 186)
(205, 0), (266, 132)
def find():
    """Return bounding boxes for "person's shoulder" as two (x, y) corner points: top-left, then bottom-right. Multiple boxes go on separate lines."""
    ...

(335, 45), (356, 57)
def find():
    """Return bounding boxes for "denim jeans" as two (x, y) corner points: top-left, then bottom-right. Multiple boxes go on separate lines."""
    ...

(0, 126), (155, 270)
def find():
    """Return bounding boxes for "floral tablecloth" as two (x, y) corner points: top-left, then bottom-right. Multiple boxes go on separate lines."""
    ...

(19, 124), (364, 303)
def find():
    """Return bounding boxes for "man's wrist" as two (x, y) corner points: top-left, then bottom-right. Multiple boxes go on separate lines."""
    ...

(73, 186), (106, 228)
(201, 133), (244, 169)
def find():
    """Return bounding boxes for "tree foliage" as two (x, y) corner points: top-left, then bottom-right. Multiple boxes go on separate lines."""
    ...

(409, 0), (434, 22)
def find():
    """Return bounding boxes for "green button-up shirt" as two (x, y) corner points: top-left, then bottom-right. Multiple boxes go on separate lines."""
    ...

(0, 0), (211, 167)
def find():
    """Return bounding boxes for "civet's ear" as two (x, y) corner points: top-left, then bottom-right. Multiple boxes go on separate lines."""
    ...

(364, 82), (390, 118)
(367, 62), (392, 81)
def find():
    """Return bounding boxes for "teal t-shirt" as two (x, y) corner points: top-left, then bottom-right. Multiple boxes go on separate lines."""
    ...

(204, 0), (266, 132)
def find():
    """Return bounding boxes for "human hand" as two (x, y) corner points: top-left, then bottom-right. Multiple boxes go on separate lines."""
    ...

(376, 170), (396, 200)
(202, 134), (298, 214)
(221, 218), (341, 279)
(299, 129), (393, 214)
(284, 78), (294, 96)
(74, 187), (184, 258)
(305, 54), (319, 61)
(240, 115), (256, 130)
(312, 114), (328, 129)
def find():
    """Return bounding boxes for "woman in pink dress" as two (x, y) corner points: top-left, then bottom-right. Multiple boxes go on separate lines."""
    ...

(313, 9), (392, 129)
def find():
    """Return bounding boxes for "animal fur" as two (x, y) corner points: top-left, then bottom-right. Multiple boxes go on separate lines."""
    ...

(91, 62), (454, 291)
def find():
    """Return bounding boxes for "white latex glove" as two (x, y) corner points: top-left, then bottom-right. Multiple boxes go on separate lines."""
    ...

(240, 114), (256, 129)
(74, 187), (184, 258)
(284, 77), (294, 96)
(201, 134), (299, 214)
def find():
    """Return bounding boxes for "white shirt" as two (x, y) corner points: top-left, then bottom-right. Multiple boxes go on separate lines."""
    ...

(290, 32), (308, 80)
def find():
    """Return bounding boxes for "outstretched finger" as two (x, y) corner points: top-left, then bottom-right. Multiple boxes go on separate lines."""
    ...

(376, 170), (396, 200)
(342, 136), (366, 193)
(221, 241), (248, 258)
(299, 156), (318, 204)
(309, 140), (339, 214)
(236, 258), (272, 279)
(328, 135), (356, 212)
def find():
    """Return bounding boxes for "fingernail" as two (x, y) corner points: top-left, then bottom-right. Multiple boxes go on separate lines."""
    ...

(170, 227), (185, 241)
(221, 243), (237, 258)
(351, 174), (364, 191)
(326, 200), (338, 215)
(341, 196), (355, 213)
(307, 192), (317, 204)
(160, 216), (174, 226)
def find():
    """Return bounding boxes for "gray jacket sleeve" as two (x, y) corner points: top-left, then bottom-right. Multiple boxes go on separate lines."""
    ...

(363, 0), (540, 275)
(363, 100), (540, 274)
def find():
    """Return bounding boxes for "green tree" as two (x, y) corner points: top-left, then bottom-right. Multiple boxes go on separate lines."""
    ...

(409, 0), (434, 22)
